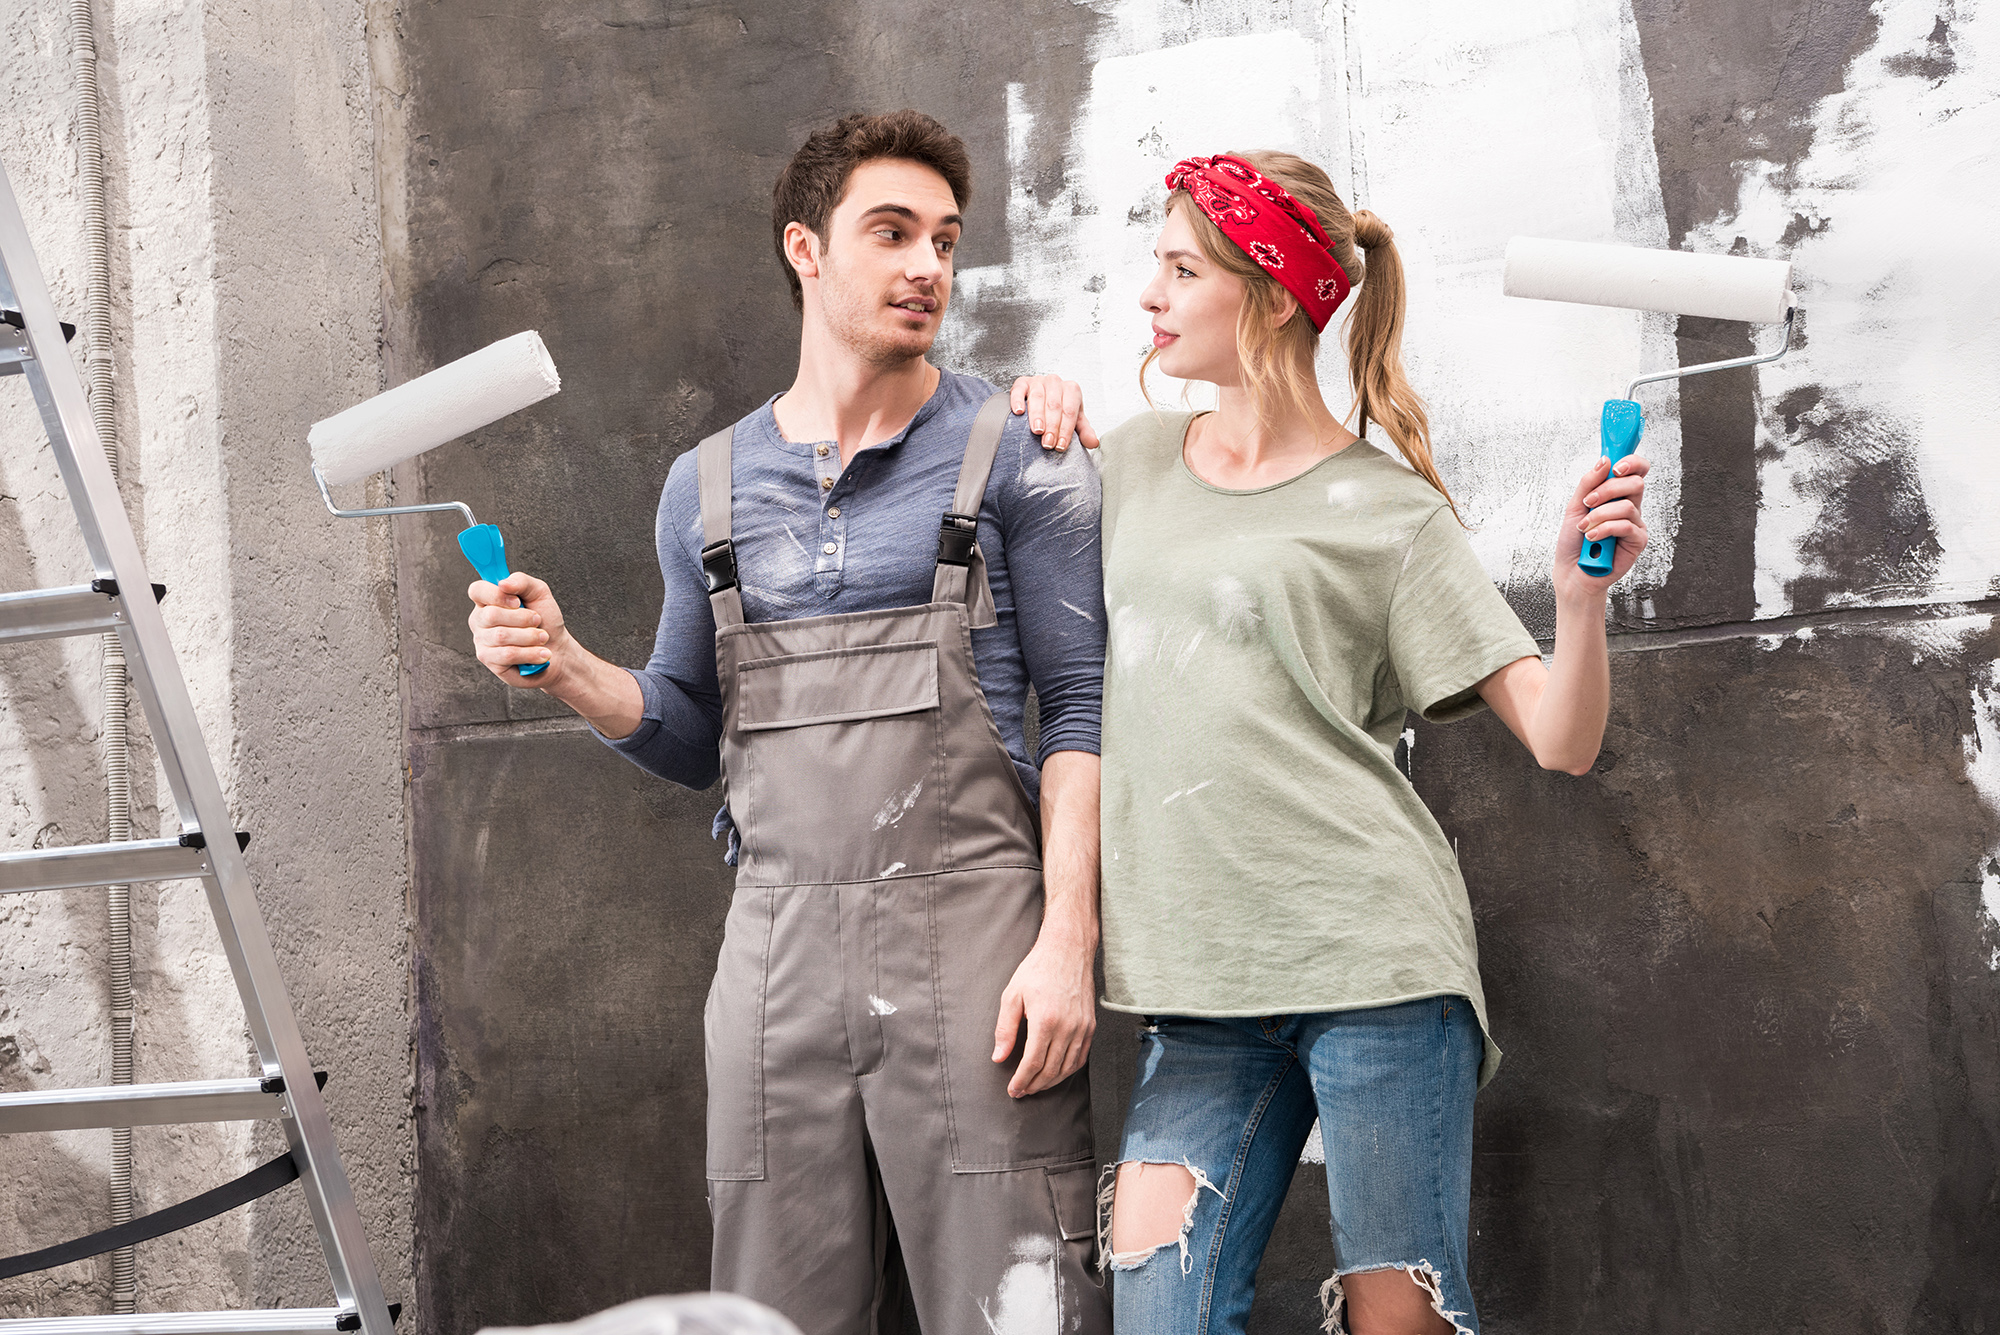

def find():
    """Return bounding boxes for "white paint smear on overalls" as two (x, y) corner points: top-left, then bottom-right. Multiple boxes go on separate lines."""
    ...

(978, 1234), (1060, 1333)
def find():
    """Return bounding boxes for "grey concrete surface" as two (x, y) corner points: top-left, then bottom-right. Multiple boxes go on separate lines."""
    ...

(409, 725), (728, 1332)
(1421, 615), (2000, 1331)
(1, 0), (413, 1320)
(4, 0), (1988, 1332)
(382, 3), (1999, 1333)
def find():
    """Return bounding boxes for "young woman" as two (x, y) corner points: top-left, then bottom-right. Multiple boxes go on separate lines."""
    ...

(1078, 153), (1650, 1335)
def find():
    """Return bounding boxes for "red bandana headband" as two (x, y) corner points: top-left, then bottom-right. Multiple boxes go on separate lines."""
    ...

(1164, 154), (1351, 331)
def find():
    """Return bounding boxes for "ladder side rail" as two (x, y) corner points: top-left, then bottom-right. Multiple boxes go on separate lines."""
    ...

(1, 189), (199, 837)
(0, 163), (395, 1335)
(2, 165), (283, 1073)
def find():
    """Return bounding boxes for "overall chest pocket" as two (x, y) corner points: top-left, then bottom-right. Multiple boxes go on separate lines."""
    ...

(732, 641), (946, 883)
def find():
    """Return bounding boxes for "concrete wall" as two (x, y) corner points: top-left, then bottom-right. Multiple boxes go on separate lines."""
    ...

(384, 2), (1998, 1332)
(0, 0), (412, 1320)
(4, 0), (1994, 1331)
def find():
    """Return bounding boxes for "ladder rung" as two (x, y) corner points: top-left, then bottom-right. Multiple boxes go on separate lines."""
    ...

(0, 584), (119, 644)
(0, 838), (209, 894)
(0, 1309), (348, 1335)
(0, 1078), (285, 1133)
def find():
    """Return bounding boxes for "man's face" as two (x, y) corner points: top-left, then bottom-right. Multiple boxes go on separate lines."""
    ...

(803, 158), (962, 366)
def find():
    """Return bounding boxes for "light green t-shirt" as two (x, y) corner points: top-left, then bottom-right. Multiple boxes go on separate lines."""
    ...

(1097, 411), (1540, 1085)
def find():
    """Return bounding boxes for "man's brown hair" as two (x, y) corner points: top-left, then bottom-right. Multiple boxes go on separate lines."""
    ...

(771, 110), (973, 311)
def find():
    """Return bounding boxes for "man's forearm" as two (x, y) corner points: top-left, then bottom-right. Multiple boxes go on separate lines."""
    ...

(1036, 750), (1102, 948)
(547, 642), (648, 740)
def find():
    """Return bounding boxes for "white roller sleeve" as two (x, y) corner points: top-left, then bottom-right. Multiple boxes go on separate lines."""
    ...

(1503, 237), (1794, 324)
(309, 330), (561, 485)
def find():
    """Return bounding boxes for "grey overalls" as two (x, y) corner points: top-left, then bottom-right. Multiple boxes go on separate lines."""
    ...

(694, 394), (1108, 1335)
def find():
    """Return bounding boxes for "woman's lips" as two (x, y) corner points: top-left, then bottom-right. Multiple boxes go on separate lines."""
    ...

(1152, 329), (1178, 348)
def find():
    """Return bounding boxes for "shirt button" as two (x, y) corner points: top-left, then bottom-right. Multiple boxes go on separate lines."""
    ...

(822, 543), (837, 555)
(821, 477), (833, 491)
(828, 506), (840, 518)
(816, 445), (829, 457)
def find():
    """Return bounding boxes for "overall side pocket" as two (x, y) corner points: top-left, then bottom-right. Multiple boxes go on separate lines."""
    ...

(931, 868), (1095, 1172)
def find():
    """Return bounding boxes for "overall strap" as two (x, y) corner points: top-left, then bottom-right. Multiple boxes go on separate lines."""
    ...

(931, 392), (1008, 629)
(695, 424), (744, 629)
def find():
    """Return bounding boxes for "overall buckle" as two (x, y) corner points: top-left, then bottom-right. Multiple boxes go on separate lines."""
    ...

(936, 513), (978, 567)
(700, 538), (738, 593)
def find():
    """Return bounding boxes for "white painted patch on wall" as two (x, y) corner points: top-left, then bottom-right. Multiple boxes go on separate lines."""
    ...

(1982, 859), (2000, 971)
(1961, 647), (2000, 970)
(940, 0), (1681, 610)
(1696, 0), (2000, 615)
(868, 995), (898, 1016)
(1349, 0), (1683, 595)
(1301, 1119), (1325, 1164)
(942, 30), (1325, 431)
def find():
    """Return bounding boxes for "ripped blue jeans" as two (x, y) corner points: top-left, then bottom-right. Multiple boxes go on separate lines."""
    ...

(1102, 998), (1481, 1334)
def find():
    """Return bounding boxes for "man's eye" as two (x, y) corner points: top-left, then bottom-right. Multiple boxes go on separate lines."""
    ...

(938, 238), (956, 254)
(877, 229), (900, 242)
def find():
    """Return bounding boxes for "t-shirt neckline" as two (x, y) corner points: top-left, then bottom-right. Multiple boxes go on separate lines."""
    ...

(1177, 410), (1366, 496)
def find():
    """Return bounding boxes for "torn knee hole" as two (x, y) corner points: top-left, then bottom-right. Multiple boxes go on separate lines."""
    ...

(1318, 1260), (1474, 1335)
(1096, 1159), (1224, 1275)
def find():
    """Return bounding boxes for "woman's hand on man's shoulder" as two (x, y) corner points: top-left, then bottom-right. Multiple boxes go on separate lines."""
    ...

(1009, 373), (1100, 452)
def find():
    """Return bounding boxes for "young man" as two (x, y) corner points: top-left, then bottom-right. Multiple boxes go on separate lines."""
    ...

(467, 111), (1109, 1335)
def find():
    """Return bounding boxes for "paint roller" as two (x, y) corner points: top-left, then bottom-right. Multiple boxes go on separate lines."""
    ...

(308, 331), (561, 675)
(1503, 238), (1797, 575)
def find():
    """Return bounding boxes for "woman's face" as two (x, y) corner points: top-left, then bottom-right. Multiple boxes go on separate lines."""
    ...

(1139, 203), (1246, 386)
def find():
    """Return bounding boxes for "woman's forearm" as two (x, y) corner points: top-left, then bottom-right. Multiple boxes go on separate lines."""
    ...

(1527, 587), (1612, 775)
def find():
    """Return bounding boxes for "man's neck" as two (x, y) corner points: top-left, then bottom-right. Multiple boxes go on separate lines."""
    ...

(773, 334), (942, 466)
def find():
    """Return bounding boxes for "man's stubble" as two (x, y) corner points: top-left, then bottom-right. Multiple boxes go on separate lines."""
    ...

(816, 239), (947, 372)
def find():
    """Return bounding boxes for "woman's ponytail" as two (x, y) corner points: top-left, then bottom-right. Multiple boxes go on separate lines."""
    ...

(1346, 210), (1457, 518)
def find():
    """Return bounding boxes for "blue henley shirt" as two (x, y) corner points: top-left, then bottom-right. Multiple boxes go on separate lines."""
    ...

(600, 369), (1107, 851)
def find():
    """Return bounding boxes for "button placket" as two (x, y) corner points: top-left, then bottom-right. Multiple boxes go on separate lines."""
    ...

(823, 494), (847, 560)
(813, 442), (845, 582)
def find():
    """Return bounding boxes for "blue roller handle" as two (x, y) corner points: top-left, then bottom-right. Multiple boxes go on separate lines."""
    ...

(458, 523), (546, 677)
(1577, 398), (1644, 577)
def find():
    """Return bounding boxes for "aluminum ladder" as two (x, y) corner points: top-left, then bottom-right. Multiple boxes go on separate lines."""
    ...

(0, 161), (396, 1335)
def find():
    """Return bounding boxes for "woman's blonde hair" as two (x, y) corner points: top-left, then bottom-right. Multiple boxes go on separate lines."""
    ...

(1144, 150), (1456, 513)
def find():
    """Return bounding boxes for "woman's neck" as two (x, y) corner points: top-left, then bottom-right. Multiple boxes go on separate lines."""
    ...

(1185, 379), (1359, 489)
